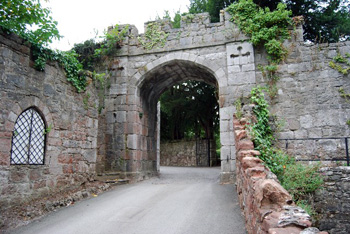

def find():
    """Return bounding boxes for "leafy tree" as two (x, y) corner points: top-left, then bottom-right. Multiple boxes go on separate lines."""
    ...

(160, 80), (219, 141)
(206, 0), (235, 22)
(189, 0), (234, 22)
(156, 10), (183, 29)
(189, 0), (209, 14)
(0, 0), (61, 45)
(285, 0), (350, 43)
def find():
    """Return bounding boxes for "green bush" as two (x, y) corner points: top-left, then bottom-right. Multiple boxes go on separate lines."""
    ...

(281, 163), (323, 201)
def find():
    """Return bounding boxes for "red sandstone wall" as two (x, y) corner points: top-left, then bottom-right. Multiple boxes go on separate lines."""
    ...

(233, 114), (326, 234)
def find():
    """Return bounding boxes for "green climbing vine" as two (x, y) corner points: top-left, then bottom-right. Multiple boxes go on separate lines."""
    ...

(330, 53), (350, 125)
(329, 52), (350, 75)
(31, 45), (87, 92)
(138, 22), (169, 50)
(227, 0), (294, 99)
(234, 98), (243, 119)
(248, 87), (323, 215)
(339, 87), (350, 102)
(33, 24), (127, 93)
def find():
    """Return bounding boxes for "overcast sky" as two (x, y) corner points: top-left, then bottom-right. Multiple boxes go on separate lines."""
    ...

(43, 0), (190, 51)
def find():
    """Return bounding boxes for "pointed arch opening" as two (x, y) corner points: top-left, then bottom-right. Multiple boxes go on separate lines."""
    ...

(137, 59), (220, 171)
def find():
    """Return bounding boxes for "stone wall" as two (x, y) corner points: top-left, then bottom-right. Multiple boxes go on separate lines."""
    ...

(160, 140), (197, 167)
(233, 112), (326, 234)
(254, 39), (350, 163)
(314, 167), (350, 234)
(160, 139), (217, 167)
(0, 30), (99, 228)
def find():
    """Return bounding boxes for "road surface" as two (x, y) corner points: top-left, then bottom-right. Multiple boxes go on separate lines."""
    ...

(11, 166), (246, 234)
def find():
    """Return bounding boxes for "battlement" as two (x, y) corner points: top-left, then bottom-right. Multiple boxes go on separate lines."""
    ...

(108, 10), (250, 55)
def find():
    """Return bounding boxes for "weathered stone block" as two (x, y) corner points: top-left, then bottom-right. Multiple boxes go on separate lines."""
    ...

(228, 71), (256, 85)
(255, 179), (293, 209)
(127, 134), (139, 150)
(237, 139), (254, 151)
(241, 157), (264, 170)
(109, 84), (127, 95)
(10, 170), (28, 183)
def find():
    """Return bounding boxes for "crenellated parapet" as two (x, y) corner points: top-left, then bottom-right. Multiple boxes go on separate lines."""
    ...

(108, 10), (250, 56)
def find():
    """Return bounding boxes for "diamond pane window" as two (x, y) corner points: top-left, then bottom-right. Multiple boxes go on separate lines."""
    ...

(10, 107), (46, 165)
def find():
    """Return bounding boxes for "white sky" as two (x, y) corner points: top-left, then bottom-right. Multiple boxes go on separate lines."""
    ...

(43, 0), (190, 51)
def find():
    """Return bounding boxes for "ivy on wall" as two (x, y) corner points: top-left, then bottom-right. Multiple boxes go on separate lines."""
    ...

(248, 87), (323, 216)
(138, 22), (169, 50)
(330, 52), (350, 126)
(227, 0), (294, 99)
(329, 52), (350, 75)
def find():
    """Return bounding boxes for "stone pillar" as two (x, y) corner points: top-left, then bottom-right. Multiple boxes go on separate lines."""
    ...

(220, 41), (256, 184)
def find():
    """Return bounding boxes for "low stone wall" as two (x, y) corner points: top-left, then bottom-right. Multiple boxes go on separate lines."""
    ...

(160, 140), (197, 167)
(233, 114), (325, 234)
(0, 30), (99, 229)
(160, 139), (217, 167)
(314, 167), (350, 234)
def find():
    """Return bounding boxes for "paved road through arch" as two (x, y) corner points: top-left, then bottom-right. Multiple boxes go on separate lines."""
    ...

(12, 167), (246, 234)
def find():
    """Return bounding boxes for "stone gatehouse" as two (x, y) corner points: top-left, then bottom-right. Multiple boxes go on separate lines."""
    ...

(1, 9), (350, 232)
(97, 11), (261, 183)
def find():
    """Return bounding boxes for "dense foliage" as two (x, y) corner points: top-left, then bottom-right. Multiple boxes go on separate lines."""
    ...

(34, 48), (87, 92)
(189, 0), (350, 43)
(281, 163), (323, 201)
(160, 81), (219, 141)
(228, 0), (293, 63)
(72, 39), (101, 71)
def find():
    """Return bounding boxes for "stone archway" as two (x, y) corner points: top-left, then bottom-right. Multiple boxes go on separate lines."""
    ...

(99, 12), (257, 183)
(136, 59), (219, 173)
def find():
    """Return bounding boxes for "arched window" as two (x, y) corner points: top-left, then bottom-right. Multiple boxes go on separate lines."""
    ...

(10, 107), (46, 165)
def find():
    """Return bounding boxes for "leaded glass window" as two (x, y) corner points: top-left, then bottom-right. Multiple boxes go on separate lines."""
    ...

(10, 107), (46, 165)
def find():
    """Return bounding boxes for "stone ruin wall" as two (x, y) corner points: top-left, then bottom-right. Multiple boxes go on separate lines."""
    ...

(160, 139), (217, 167)
(314, 166), (350, 234)
(255, 39), (350, 164)
(0, 31), (99, 223)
